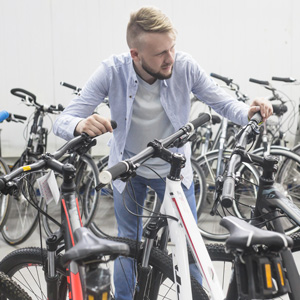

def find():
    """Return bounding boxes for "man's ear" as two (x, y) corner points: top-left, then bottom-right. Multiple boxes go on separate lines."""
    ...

(130, 48), (139, 61)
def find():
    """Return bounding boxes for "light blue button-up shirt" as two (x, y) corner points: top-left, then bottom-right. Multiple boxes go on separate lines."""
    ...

(53, 51), (249, 192)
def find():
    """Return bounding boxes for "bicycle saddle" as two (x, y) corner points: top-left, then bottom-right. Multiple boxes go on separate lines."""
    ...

(62, 227), (130, 266)
(220, 216), (293, 251)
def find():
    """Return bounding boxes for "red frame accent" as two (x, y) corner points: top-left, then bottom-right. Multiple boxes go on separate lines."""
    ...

(171, 196), (211, 290)
(62, 198), (84, 299)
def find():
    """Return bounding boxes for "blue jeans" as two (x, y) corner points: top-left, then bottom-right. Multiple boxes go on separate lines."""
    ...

(113, 175), (197, 300)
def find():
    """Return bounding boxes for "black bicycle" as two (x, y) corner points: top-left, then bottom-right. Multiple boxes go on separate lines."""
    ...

(207, 112), (300, 299)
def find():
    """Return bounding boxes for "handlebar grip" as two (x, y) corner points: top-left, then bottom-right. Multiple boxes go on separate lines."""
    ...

(111, 120), (117, 130)
(0, 178), (5, 191)
(99, 161), (129, 184)
(272, 77), (296, 83)
(12, 113), (27, 121)
(221, 176), (236, 208)
(0, 110), (9, 122)
(212, 115), (221, 125)
(272, 104), (287, 115)
(11, 88), (37, 103)
(60, 82), (81, 92)
(58, 104), (65, 111)
(190, 113), (211, 130)
(250, 112), (263, 124)
(210, 73), (233, 86)
(249, 78), (269, 86)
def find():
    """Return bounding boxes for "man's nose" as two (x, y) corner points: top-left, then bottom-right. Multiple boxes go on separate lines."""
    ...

(165, 50), (175, 64)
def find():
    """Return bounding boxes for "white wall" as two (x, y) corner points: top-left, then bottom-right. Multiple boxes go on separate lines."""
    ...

(1, 0), (300, 157)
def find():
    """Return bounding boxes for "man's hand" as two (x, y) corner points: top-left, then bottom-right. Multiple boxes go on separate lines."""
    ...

(248, 98), (273, 122)
(75, 114), (113, 137)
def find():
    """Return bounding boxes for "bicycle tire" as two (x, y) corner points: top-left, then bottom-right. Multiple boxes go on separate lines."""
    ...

(1, 155), (44, 245)
(196, 150), (260, 240)
(0, 247), (67, 300)
(252, 146), (300, 235)
(42, 153), (100, 237)
(0, 271), (32, 300)
(0, 157), (11, 231)
(0, 238), (208, 300)
(191, 157), (207, 218)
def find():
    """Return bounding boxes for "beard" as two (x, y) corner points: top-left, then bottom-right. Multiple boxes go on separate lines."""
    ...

(141, 59), (173, 80)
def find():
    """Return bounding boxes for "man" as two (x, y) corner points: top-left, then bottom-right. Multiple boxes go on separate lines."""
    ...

(54, 6), (272, 299)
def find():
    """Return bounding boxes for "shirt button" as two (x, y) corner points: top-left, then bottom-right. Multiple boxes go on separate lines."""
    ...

(129, 95), (132, 98)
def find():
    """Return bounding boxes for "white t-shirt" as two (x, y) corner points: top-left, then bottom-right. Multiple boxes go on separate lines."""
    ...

(124, 75), (174, 178)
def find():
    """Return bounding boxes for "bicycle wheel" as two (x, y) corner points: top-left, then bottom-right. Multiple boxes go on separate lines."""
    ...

(0, 157), (10, 231)
(1, 156), (44, 245)
(42, 153), (100, 236)
(196, 150), (260, 240)
(0, 271), (32, 299)
(191, 157), (207, 218)
(0, 247), (67, 300)
(0, 238), (209, 300)
(253, 146), (300, 235)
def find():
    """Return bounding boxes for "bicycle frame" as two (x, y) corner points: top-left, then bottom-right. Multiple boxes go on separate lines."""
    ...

(161, 175), (225, 299)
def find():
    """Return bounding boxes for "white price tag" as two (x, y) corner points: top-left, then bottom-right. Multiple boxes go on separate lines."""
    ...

(37, 170), (60, 205)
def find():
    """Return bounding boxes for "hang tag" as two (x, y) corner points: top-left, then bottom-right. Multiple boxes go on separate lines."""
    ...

(37, 170), (60, 205)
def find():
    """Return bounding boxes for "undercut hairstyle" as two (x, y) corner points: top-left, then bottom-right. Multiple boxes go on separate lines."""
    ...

(126, 6), (176, 49)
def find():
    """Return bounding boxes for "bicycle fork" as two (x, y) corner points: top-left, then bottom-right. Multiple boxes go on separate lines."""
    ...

(45, 231), (64, 300)
(134, 218), (168, 300)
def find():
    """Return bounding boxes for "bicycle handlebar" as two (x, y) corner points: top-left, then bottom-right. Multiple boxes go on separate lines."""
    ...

(0, 125), (116, 194)
(272, 104), (287, 116)
(0, 111), (27, 123)
(272, 77), (296, 83)
(98, 113), (211, 187)
(60, 81), (82, 95)
(249, 78), (270, 86)
(210, 73), (233, 86)
(221, 113), (263, 207)
(11, 88), (36, 103)
(211, 73), (249, 102)
(10, 88), (65, 113)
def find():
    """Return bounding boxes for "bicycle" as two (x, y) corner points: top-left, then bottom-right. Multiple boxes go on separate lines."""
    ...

(206, 112), (300, 299)
(0, 113), (298, 299)
(1, 88), (103, 244)
(0, 110), (27, 231)
(93, 112), (297, 299)
(196, 77), (300, 240)
(0, 130), (130, 300)
(193, 74), (260, 240)
(0, 89), (65, 245)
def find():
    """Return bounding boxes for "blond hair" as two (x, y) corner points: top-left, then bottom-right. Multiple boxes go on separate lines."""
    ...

(126, 6), (176, 48)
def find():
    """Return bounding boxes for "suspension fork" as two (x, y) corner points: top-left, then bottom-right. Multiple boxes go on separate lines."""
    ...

(45, 231), (64, 300)
(133, 218), (168, 300)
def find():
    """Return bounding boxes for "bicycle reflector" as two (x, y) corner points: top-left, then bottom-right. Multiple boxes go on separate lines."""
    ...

(234, 252), (290, 299)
